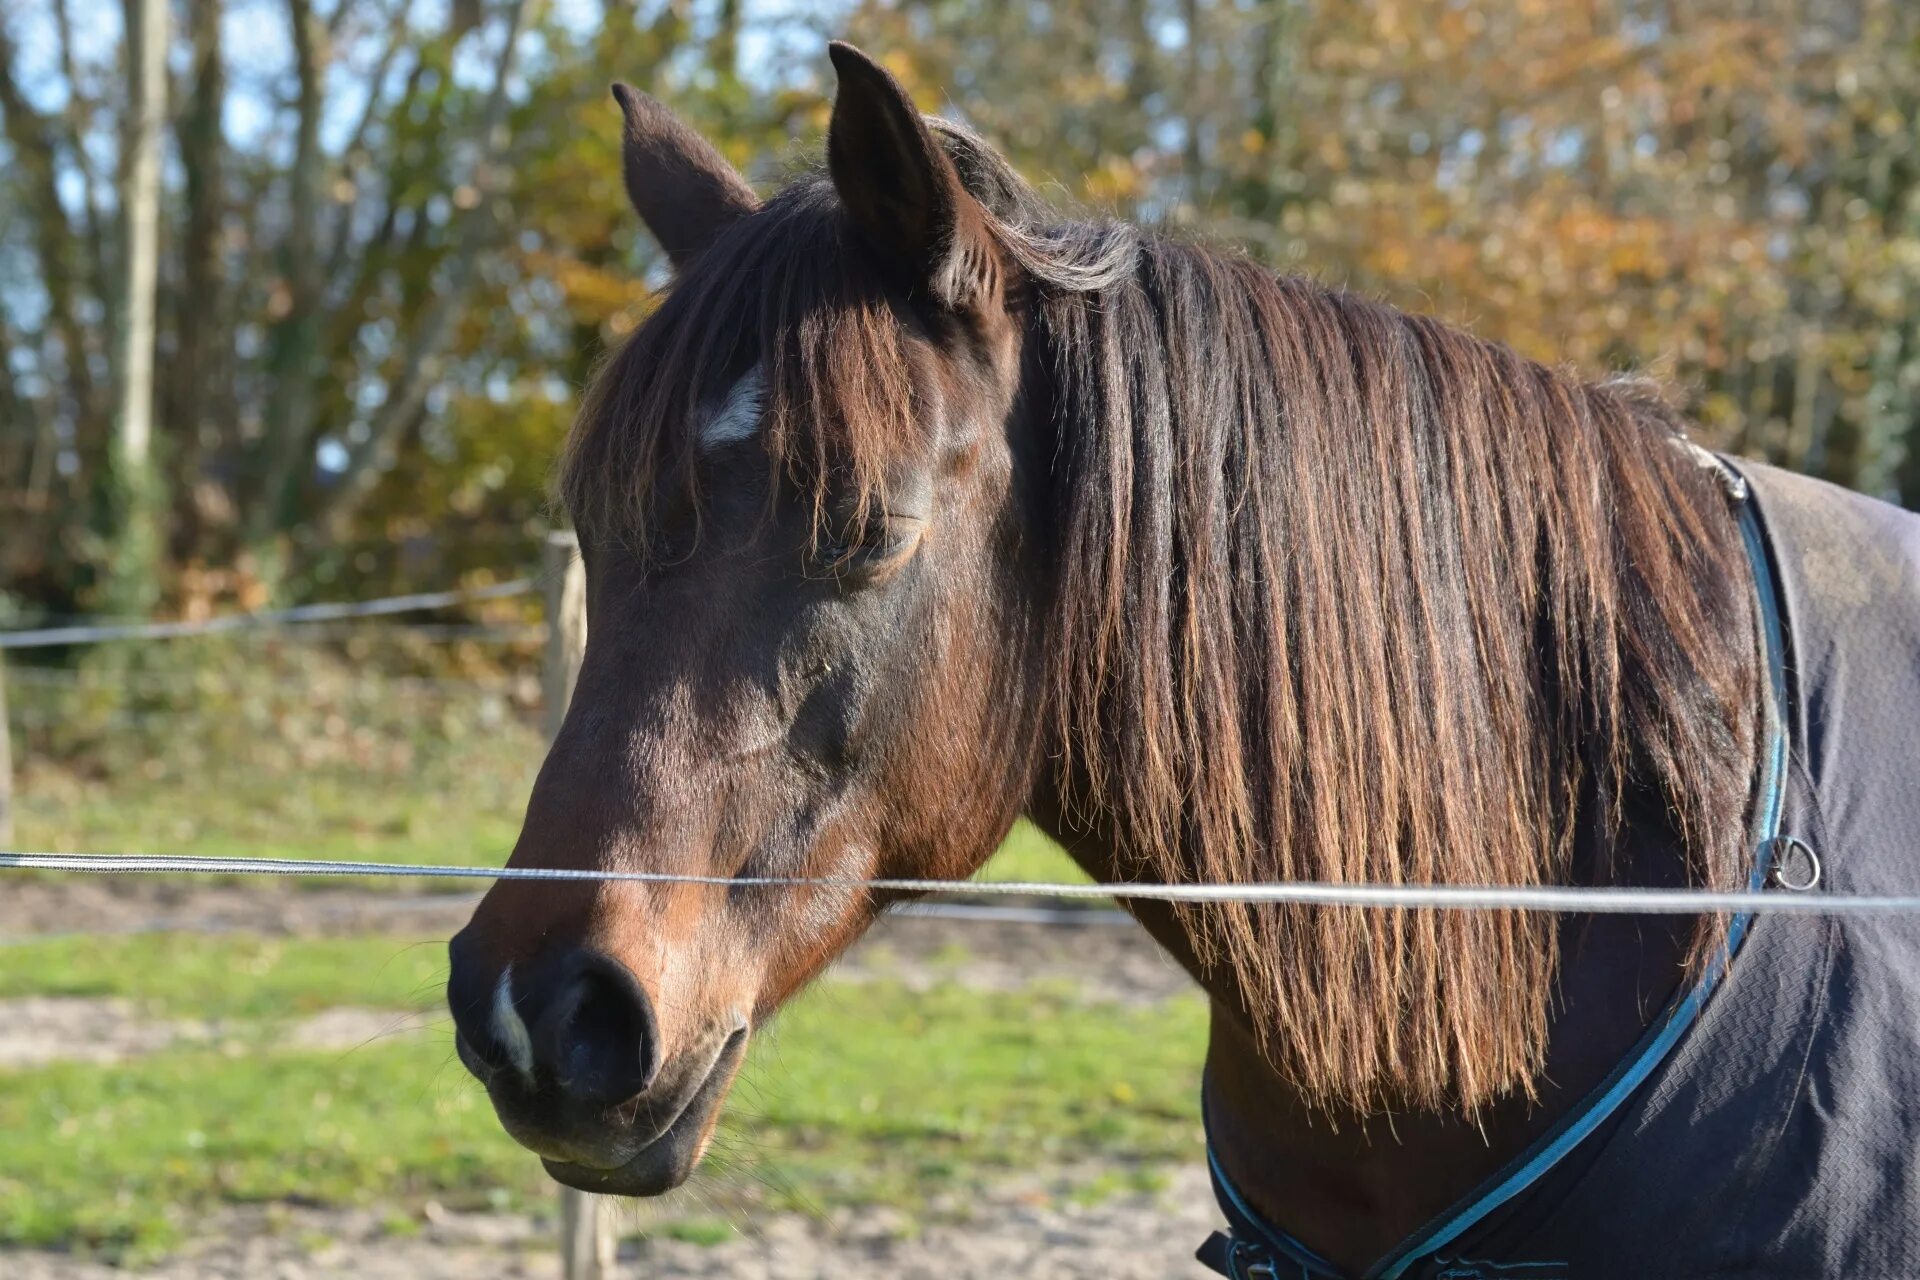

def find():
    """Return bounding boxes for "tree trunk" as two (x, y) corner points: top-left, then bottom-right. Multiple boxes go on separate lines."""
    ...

(246, 0), (329, 575)
(106, 0), (170, 614)
(170, 0), (228, 560)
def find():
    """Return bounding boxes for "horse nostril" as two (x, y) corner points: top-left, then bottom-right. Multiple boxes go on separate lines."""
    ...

(448, 928), (524, 1079)
(530, 950), (660, 1106)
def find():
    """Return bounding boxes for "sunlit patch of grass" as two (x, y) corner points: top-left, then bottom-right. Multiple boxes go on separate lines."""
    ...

(1067, 1165), (1170, 1206)
(379, 1208), (424, 1238)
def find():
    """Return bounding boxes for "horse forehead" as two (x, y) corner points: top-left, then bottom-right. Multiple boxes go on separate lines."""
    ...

(690, 345), (958, 472)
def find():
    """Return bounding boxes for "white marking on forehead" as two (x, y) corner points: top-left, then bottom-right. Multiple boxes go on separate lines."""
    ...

(699, 368), (765, 450)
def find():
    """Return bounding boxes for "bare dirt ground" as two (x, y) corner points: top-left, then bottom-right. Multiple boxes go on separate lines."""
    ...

(0, 997), (430, 1067)
(0, 878), (488, 940)
(4, 1165), (1221, 1279)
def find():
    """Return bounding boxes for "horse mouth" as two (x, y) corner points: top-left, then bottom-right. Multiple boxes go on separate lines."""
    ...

(533, 1025), (750, 1197)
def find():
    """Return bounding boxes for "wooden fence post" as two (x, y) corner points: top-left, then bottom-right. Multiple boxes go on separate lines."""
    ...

(541, 531), (615, 1279)
(0, 653), (13, 850)
(542, 532), (588, 742)
(560, 1184), (616, 1280)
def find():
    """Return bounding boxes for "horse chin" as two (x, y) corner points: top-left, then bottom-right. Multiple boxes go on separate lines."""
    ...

(534, 1026), (749, 1198)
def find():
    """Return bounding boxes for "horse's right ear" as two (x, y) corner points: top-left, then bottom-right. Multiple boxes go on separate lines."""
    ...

(825, 42), (1000, 312)
(610, 83), (759, 268)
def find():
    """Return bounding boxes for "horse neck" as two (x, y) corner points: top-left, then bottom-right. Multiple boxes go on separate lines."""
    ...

(1024, 764), (1699, 1275)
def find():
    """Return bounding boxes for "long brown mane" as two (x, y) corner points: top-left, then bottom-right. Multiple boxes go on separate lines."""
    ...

(561, 124), (1760, 1114)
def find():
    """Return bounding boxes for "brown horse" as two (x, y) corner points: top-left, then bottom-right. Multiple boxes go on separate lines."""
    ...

(448, 42), (1790, 1276)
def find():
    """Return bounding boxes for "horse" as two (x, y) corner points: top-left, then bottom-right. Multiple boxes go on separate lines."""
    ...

(447, 42), (1920, 1278)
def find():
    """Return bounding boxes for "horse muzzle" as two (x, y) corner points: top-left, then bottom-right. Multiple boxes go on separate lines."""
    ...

(447, 929), (751, 1194)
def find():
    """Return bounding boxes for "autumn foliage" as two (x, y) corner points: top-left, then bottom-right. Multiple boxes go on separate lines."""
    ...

(2, 0), (1915, 619)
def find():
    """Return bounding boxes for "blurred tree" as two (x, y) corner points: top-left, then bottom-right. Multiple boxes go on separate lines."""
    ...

(1, 0), (1915, 623)
(0, 0), (799, 614)
(843, 0), (1920, 504)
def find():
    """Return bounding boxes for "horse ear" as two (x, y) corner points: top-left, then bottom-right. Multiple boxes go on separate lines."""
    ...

(610, 83), (760, 268)
(825, 42), (999, 312)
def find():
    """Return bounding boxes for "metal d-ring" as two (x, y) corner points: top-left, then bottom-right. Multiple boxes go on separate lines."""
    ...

(1768, 835), (1822, 892)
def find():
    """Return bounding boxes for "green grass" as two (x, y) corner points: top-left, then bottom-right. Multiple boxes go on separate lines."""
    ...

(0, 934), (1205, 1262)
(16, 758), (1081, 892)
(14, 753), (533, 888)
(974, 819), (1088, 886)
(17, 768), (530, 865)
(1, 649), (1166, 1263)
(728, 982), (1203, 1215)
(0, 1038), (540, 1261)
(656, 1218), (737, 1246)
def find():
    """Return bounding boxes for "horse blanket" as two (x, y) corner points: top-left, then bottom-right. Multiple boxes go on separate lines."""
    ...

(1202, 458), (1920, 1279)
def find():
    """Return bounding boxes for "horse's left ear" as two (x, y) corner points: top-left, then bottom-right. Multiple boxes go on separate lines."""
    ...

(826, 42), (1000, 312)
(611, 83), (760, 268)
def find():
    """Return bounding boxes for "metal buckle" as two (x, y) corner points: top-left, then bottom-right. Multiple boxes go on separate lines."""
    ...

(1230, 1241), (1283, 1280)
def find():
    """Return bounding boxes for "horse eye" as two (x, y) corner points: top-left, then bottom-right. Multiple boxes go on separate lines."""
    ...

(809, 515), (923, 580)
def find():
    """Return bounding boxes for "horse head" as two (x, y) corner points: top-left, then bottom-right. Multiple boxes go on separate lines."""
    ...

(446, 43), (1055, 1194)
